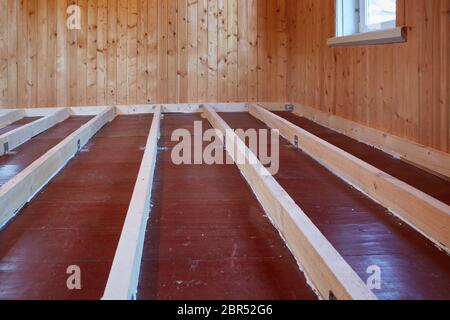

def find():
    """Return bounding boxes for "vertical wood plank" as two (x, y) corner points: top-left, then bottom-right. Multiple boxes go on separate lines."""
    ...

(6, 0), (18, 107)
(217, 0), (228, 101)
(56, 0), (68, 107)
(247, 0), (258, 102)
(177, 0), (188, 103)
(127, 0), (138, 104)
(37, 0), (48, 107)
(147, 0), (158, 103)
(418, 0), (433, 146)
(27, 0), (38, 107)
(0, 0), (8, 106)
(47, 0), (57, 107)
(266, 0), (276, 102)
(136, 0), (148, 104)
(439, 0), (449, 152)
(167, 0), (178, 103)
(158, 0), (168, 103)
(197, 0), (208, 102)
(67, 0), (78, 106)
(276, 0), (287, 102)
(87, 0), (98, 105)
(207, 0), (218, 102)
(237, 0), (248, 101)
(257, 0), (267, 102)
(187, 0), (198, 102)
(97, 0), (107, 105)
(77, 0), (88, 106)
(227, 0), (238, 101)
(116, 0), (128, 105)
(107, 0), (118, 105)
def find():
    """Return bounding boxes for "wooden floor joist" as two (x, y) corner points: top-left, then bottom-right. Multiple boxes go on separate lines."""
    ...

(0, 108), (71, 156)
(103, 107), (161, 300)
(0, 110), (25, 130)
(280, 103), (450, 180)
(0, 107), (115, 229)
(249, 104), (450, 251)
(203, 106), (377, 301)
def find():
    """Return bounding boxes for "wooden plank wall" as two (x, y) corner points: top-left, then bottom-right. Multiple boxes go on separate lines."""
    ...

(0, 0), (287, 108)
(286, 0), (450, 153)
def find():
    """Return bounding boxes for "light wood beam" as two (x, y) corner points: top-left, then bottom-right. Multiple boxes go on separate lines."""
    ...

(287, 103), (450, 180)
(0, 108), (71, 156)
(0, 107), (115, 229)
(0, 110), (25, 129)
(250, 103), (450, 251)
(203, 106), (377, 301)
(103, 106), (161, 300)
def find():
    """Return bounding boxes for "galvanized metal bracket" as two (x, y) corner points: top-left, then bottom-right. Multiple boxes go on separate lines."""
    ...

(285, 104), (295, 112)
(294, 136), (299, 148)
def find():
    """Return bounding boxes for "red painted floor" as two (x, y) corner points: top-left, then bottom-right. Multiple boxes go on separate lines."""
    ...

(137, 114), (317, 300)
(0, 117), (91, 187)
(220, 112), (450, 300)
(274, 111), (450, 205)
(0, 115), (152, 300)
(0, 117), (41, 136)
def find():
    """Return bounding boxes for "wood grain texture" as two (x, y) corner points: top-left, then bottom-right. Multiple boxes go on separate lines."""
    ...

(0, 0), (287, 108)
(286, 0), (450, 153)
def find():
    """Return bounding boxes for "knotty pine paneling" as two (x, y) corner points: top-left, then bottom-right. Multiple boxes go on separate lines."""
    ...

(0, 0), (287, 108)
(286, 0), (450, 153)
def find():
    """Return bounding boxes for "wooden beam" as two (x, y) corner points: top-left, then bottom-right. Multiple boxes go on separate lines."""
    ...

(115, 103), (248, 115)
(0, 110), (25, 129)
(250, 104), (450, 251)
(203, 106), (377, 301)
(288, 103), (450, 180)
(0, 108), (71, 156)
(103, 106), (161, 300)
(0, 103), (249, 118)
(0, 107), (115, 229)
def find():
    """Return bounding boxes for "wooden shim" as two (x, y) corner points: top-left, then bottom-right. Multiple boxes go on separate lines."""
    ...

(103, 106), (161, 300)
(203, 106), (377, 301)
(0, 108), (71, 156)
(0, 107), (115, 229)
(250, 104), (450, 251)
(0, 110), (25, 129)
(289, 103), (450, 180)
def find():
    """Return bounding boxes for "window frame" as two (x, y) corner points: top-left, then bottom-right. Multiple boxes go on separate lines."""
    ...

(330, 0), (406, 47)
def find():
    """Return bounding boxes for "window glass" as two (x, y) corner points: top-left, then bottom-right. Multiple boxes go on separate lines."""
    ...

(366, 0), (397, 26)
(336, 0), (397, 37)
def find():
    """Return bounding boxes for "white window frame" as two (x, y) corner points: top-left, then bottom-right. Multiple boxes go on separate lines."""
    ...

(330, 0), (406, 47)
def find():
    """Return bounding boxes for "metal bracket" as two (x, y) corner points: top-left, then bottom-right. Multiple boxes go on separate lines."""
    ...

(285, 104), (295, 112)
(294, 136), (299, 148)
(3, 142), (9, 154)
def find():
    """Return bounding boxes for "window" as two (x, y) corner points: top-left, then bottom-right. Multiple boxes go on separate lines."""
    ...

(360, 0), (397, 33)
(330, 0), (406, 47)
(336, 0), (397, 37)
